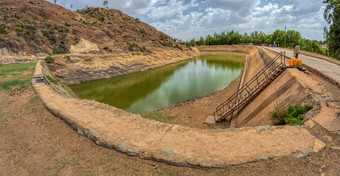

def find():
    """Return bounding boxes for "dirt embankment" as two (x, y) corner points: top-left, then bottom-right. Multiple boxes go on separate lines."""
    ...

(0, 0), (199, 81)
(48, 45), (199, 84)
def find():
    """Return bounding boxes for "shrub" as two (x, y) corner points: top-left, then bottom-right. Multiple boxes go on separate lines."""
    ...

(15, 27), (23, 32)
(76, 9), (85, 14)
(271, 104), (313, 126)
(52, 50), (68, 54)
(64, 22), (71, 27)
(84, 58), (92, 61)
(161, 41), (173, 47)
(103, 46), (109, 50)
(0, 24), (9, 35)
(175, 44), (183, 50)
(28, 1), (36, 5)
(45, 56), (54, 63)
(95, 14), (105, 21)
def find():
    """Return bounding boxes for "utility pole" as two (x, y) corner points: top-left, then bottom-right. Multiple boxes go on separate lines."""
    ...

(284, 26), (287, 48)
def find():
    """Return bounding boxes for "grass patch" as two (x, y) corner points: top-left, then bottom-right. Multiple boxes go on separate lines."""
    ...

(141, 113), (177, 121)
(46, 75), (57, 84)
(0, 24), (9, 35)
(52, 50), (68, 55)
(0, 62), (35, 74)
(0, 62), (36, 92)
(0, 79), (31, 91)
(271, 104), (313, 126)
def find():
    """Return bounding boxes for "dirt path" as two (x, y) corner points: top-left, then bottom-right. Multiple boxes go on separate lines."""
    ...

(267, 47), (340, 84)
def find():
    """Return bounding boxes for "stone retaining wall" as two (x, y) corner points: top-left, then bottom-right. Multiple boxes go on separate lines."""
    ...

(32, 58), (324, 167)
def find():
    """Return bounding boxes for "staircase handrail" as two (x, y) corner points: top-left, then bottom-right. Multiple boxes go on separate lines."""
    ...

(213, 51), (286, 121)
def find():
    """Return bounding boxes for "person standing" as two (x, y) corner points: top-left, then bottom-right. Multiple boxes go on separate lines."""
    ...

(294, 43), (301, 59)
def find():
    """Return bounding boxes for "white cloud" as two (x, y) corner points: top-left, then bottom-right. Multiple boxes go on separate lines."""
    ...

(47, 0), (328, 41)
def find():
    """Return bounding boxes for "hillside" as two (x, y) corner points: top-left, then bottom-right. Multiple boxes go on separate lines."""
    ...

(0, 0), (198, 83)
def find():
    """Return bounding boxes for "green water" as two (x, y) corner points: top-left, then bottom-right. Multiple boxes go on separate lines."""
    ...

(70, 53), (244, 113)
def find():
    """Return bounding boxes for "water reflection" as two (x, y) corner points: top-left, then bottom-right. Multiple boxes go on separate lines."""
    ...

(70, 53), (244, 113)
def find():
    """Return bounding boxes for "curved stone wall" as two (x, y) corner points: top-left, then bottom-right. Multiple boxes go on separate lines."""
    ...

(32, 53), (324, 167)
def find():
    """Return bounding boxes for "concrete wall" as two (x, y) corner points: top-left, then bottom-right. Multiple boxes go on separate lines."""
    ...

(198, 45), (316, 127)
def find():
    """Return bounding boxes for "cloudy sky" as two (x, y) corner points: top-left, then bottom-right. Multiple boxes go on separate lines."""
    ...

(46, 0), (328, 41)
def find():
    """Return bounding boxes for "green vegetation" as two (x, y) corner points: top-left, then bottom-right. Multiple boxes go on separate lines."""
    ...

(271, 104), (313, 126)
(0, 24), (9, 35)
(161, 41), (173, 47)
(84, 58), (92, 61)
(45, 56), (54, 63)
(0, 62), (36, 76)
(95, 14), (105, 21)
(0, 62), (36, 91)
(52, 50), (68, 55)
(174, 44), (182, 50)
(74, 38), (80, 44)
(15, 27), (30, 34)
(323, 0), (340, 60)
(28, 1), (36, 5)
(185, 29), (333, 59)
(64, 22), (71, 27)
(46, 75), (57, 84)
(141, 113), (177, 122)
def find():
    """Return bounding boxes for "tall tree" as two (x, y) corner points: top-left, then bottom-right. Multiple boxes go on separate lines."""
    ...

(323, 0), (340, 59)
(103, 0), (109, 9)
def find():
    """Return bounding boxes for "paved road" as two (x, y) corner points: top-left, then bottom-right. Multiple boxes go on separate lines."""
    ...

(267, 47), (340, 84)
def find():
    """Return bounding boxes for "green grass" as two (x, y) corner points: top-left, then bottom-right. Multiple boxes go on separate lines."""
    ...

(46, 75), (57, 84)
(52, 50), (68, 55)
(0, 62), (36, 73)
(141, 113), (177, 121)
(0, 24), (9, 34)
(0, 79), (31, 91)
(0, 62), (36, 92)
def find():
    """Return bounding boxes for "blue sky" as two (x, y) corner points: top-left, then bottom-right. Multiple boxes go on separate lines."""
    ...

(46, 0), (328, 41)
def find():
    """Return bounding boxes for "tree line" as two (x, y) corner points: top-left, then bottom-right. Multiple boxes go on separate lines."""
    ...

(185, 0), (339, 60)
(184, 29), (328, 56)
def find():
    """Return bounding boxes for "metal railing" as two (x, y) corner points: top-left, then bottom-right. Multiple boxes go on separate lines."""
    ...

(213, 51), (286, 122)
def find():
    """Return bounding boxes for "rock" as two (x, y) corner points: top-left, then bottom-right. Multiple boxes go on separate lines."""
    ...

(313, 139), (326, 153)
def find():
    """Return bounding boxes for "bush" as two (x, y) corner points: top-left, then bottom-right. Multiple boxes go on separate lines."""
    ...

(95, 14), (105, 21)
(161, 41), (173, 47)
(64, 22), (71, 27)
(52, 50), (68, 54)
(45, 56), (54, 63)
(175, 44), (183, 50)
(271, 104), (313, 126)
(0, 24), (8, 34)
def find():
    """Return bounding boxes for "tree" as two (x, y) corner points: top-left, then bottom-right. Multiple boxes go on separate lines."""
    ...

(242, 35), (253, 44)
(103, 0), (109, 9)
(323, 0), (340, 59)
(286, 30), (301, 47)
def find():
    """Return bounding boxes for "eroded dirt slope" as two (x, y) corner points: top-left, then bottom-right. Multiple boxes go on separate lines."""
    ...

(0, 0), (198, 83)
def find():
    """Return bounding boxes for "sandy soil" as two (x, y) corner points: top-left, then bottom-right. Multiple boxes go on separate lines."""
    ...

(1, 57), (340, 175)
(0, 89), (339, 175)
